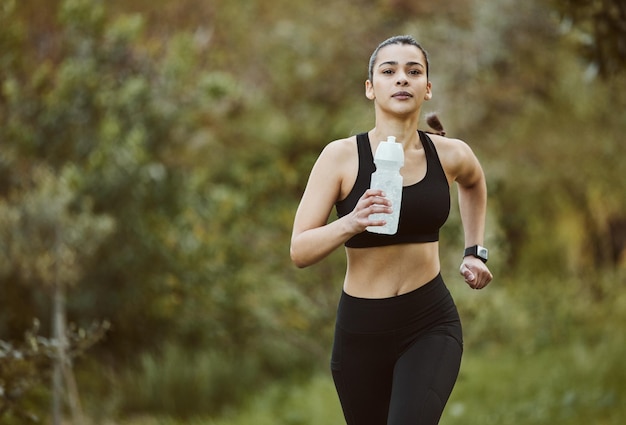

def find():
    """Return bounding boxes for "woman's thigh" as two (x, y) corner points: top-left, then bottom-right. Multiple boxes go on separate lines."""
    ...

(331, 328), (396, 425)
(387, 331), (463, 425)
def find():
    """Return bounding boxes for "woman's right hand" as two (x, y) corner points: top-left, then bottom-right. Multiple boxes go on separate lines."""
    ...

(347, 189), (393, 234)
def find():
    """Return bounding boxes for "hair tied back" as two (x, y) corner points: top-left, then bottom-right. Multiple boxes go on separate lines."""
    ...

(425, 112), (446, 137)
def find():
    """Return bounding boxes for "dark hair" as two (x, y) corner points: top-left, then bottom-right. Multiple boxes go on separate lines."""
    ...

(425, 112), (446, 136)
(368, 35), (430, 81)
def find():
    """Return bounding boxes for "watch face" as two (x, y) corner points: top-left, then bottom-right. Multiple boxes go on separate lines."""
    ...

(477, 246), (488, 260)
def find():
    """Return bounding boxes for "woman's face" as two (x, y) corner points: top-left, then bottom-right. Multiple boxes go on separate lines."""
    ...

(365, 43), (432, 114)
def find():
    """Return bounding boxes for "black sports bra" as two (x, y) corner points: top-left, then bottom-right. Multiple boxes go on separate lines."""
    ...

(335, 131), (450, 248)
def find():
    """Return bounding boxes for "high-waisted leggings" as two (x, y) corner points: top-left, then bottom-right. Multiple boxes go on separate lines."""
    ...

(331, 274), (463, 425)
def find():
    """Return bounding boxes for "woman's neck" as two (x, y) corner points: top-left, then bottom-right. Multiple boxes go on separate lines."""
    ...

(370, 121), (422, 150)
(370, 107), (423, 149)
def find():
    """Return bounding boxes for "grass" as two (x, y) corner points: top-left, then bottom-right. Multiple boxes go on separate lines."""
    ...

(113, 374), (342, 425)
(442, 339), (626, 425)
(112, 332), (625, 425)
(106, 270), (626, 425)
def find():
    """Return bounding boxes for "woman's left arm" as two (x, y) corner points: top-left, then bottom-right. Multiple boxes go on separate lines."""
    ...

(440, 137), (493, 289)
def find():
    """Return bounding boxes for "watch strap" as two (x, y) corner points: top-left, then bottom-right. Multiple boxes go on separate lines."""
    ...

(464, 245), (488, 263)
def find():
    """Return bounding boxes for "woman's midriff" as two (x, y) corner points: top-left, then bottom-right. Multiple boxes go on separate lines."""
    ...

(343, 242), (441, 299)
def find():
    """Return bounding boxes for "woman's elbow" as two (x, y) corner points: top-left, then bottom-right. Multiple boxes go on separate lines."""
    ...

(290, 242), (310, 268)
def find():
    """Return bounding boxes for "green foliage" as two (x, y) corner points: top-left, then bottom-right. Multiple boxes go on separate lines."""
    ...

(443, 340), (626, 425)
(114, 374), (343, 425)
(0, 320), (109, 423)
(401, 341), (620, 425)
(482, 56), (626, 273)
(1, 0), (625, 422)
(452, 268), (626, 352)
(119, 344), (263, 418)
(113, 269), (626, 425)
(0, 165), (115, 289)
(113, 338), (626, 425)
(552, 0), (626, 79)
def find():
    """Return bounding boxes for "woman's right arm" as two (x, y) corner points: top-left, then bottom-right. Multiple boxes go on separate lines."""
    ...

(290, 140), (389, 268)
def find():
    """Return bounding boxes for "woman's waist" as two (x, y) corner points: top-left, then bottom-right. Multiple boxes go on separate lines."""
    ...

(344, 242), (440, 298)
(336, 273), (459, 333)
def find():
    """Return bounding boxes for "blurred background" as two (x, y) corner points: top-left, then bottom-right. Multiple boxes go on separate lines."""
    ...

(1, 0), (625, 424)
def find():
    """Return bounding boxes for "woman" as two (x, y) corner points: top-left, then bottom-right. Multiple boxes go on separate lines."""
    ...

(290, 35), (493, 425)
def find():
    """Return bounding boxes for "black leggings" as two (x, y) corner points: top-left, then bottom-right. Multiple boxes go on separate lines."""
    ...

(331, 274), (463, 425)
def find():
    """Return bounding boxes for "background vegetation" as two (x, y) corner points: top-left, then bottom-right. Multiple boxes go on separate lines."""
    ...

(1, 0), (625, 423)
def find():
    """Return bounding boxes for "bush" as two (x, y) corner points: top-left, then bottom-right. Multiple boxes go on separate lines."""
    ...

(119, 344), (265, 418)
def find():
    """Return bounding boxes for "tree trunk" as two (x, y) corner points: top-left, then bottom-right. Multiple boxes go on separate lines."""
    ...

(51, 278), (65, 425)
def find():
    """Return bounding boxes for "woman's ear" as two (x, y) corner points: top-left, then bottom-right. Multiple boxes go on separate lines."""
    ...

(365, 80), (375, 100)
(424, 81), (433, 100)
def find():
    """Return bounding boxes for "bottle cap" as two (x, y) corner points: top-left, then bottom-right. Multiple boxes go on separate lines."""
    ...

(374, 136), (404, 165)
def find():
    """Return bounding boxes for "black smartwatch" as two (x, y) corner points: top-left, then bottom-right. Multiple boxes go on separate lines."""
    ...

(464, 245), (488, 263)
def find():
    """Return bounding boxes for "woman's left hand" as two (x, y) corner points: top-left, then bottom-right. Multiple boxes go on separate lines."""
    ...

(459, 257), (493, 290)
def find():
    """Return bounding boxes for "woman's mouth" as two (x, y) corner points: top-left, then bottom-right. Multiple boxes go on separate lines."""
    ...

(392, 91), (412, 99)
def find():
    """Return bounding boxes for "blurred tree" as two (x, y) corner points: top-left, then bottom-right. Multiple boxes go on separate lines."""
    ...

(0, 0), (238, 356)
(1, 0), (362, 385)
(552, 0), (626, 79)
(412, 0), (626, 274)
(0, 164), (114, 424)
(0, 320), (109, 424)
(2, 0), (626, 419)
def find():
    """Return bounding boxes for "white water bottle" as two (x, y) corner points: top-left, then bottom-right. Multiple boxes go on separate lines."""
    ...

(367, 136), (404, 235)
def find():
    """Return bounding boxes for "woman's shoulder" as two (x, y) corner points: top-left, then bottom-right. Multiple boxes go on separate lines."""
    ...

(427, 133), (478, 177)
(305, 135), (360, 199)
(318, 135), (359, 162)
(428, 133), (473, 158)
(427, 132), (468, 149)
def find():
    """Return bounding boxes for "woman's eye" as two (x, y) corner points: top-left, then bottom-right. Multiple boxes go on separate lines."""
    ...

(382, 69), (394, 75)
(409, 69), (421, 75)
